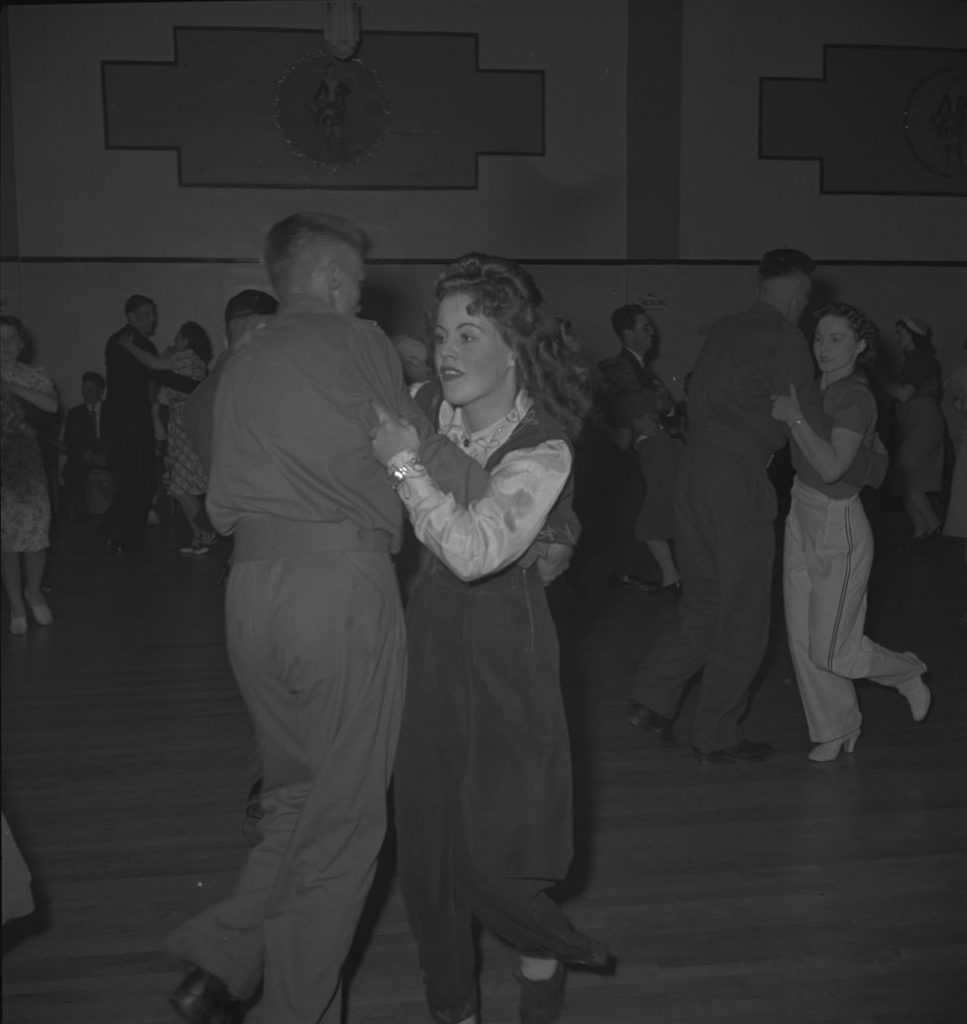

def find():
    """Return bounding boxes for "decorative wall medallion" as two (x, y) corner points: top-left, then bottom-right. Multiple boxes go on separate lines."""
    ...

(273, 51), (389, 169)
(903, 68), (967, 178)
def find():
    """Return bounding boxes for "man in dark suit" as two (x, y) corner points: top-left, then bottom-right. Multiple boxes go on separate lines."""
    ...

(62, 371), (112, 523)
(99, 297), (202, 550)
(596, 304), (670, 589)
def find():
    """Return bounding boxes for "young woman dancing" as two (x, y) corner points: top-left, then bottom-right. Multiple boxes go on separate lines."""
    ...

(771, 303), (931, 762)
(372, 254), (609, 1024)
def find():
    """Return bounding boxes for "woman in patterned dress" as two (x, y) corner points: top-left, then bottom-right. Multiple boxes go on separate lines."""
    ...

(1, 316), (59, 634)
(120, 321), (214, 553)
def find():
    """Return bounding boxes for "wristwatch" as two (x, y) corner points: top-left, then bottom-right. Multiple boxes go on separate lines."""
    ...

(387, 454), (428, 487)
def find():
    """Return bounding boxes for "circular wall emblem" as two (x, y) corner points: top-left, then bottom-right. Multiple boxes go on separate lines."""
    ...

(274, 51), (389, 169)
(903, 68), (967, 178)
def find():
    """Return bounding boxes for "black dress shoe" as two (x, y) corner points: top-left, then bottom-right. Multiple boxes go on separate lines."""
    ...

(170, 968), (243, 1024)
(692, 739), (775, 765)
(613, 573), (654, 592)
(628, 701), (675, 743)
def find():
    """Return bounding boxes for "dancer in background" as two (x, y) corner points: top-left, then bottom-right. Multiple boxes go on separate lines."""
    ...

(627, 249), (820, 763)
(120, 321), (214, 553)
(1, 316), (59, 635)
(942, 338), (967, 625)
(886, 317), (946, 542)
(771, 303), (930, 761)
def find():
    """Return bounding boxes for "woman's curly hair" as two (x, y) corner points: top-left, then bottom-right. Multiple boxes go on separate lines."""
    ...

(178, 320), (213, 365)
(433, 253), (593, 439)
(813, 302), (879, 368)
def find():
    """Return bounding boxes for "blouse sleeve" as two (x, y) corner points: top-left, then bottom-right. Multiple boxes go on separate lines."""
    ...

(172, 350), (208, 382)
(396, 440), (572, 581)
(827, 383), (874, 437)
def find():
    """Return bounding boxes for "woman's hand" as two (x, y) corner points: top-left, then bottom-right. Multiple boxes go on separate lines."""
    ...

(371, 401), (420, 467)
(770, 383), (803, 424)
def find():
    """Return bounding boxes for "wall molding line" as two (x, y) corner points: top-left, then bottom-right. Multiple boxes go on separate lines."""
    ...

(2, 257), (965, 268)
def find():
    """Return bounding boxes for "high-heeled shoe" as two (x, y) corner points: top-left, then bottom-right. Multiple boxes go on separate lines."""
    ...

(808, 728), (860, 762)
(898, 674), (931, 722)
(911, 527), (941, 544)
(24, 591), (53, 626)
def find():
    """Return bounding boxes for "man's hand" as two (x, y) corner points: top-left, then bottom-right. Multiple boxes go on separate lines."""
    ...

(371, 401), (420, 467)
(770, 383), (803, 424)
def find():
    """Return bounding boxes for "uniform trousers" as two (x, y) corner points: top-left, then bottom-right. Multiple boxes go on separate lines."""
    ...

(783, 480), (926, 742)
(166, 550), (406, 1024)
(630, 443), (777, 750)
(101, 423), (155, 548)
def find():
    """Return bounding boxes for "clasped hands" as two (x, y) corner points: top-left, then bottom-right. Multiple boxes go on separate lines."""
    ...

(370, 401), (420, 467)
(369, 400), (573, 587)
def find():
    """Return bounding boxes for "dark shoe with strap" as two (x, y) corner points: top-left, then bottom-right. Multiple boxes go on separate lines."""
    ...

(628, 701), (675, 744)
(518, 962), (566, 1024)
(692, 739), (774, 765)
(170, 968), (244, 1024)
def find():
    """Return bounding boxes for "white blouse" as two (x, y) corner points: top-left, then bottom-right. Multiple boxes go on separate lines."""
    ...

(391, 391), (571, 581)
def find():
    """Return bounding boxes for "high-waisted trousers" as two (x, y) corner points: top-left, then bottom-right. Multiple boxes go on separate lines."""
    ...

(783, 480), (925, 742)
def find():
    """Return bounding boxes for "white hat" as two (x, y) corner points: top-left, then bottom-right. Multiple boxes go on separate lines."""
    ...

(897, 316), (928, 337)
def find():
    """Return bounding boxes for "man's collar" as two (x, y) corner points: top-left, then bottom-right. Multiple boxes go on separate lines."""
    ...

(622, 346), (645, 367)
(279, 294), (342, 316)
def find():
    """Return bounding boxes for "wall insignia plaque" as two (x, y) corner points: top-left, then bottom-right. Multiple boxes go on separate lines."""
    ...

(274, 51), (390, 169)
(903, 68), (967, 179)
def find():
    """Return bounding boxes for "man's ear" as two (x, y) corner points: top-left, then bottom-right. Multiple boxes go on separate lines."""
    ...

(313, 256), (339, 300)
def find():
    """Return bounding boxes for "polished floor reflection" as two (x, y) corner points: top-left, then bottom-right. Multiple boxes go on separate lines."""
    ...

(2, 499), (965, 1024)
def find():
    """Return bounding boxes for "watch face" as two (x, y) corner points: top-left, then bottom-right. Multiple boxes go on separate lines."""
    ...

(904, 67), (967, 179)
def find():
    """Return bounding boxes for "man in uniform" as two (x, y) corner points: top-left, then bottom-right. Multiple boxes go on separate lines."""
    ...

(627, 249), (818, 764)
(166, 213), (467, 1023)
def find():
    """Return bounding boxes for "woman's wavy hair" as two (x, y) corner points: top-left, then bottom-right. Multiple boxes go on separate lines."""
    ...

(814, 302), (879, 369)
(177, 320), (213, 364)
(432, 253), (593, 439)
(0, 314), (36, 363)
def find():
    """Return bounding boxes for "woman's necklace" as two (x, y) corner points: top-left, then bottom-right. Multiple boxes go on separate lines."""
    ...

(460, 404), (521, 454)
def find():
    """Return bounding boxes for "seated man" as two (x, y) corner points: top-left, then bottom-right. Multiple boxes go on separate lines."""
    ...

(61, 372), (114, 522)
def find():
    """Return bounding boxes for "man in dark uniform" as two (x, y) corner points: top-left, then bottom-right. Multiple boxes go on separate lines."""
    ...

(100, 294), (160, 552)
(180, 289), (279, 477)
(627, 249), (818, 764)
(597, 305), (674, 589)
(61, 371), (112, 522)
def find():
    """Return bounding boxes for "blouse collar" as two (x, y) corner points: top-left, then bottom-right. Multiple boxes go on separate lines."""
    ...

(437, 390), (533, 463)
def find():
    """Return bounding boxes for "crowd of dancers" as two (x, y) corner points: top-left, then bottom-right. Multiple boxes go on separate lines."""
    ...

(1, 216), (965, 1024)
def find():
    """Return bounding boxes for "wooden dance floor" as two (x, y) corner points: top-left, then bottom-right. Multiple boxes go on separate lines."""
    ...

(2, 500), (965, 1024)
